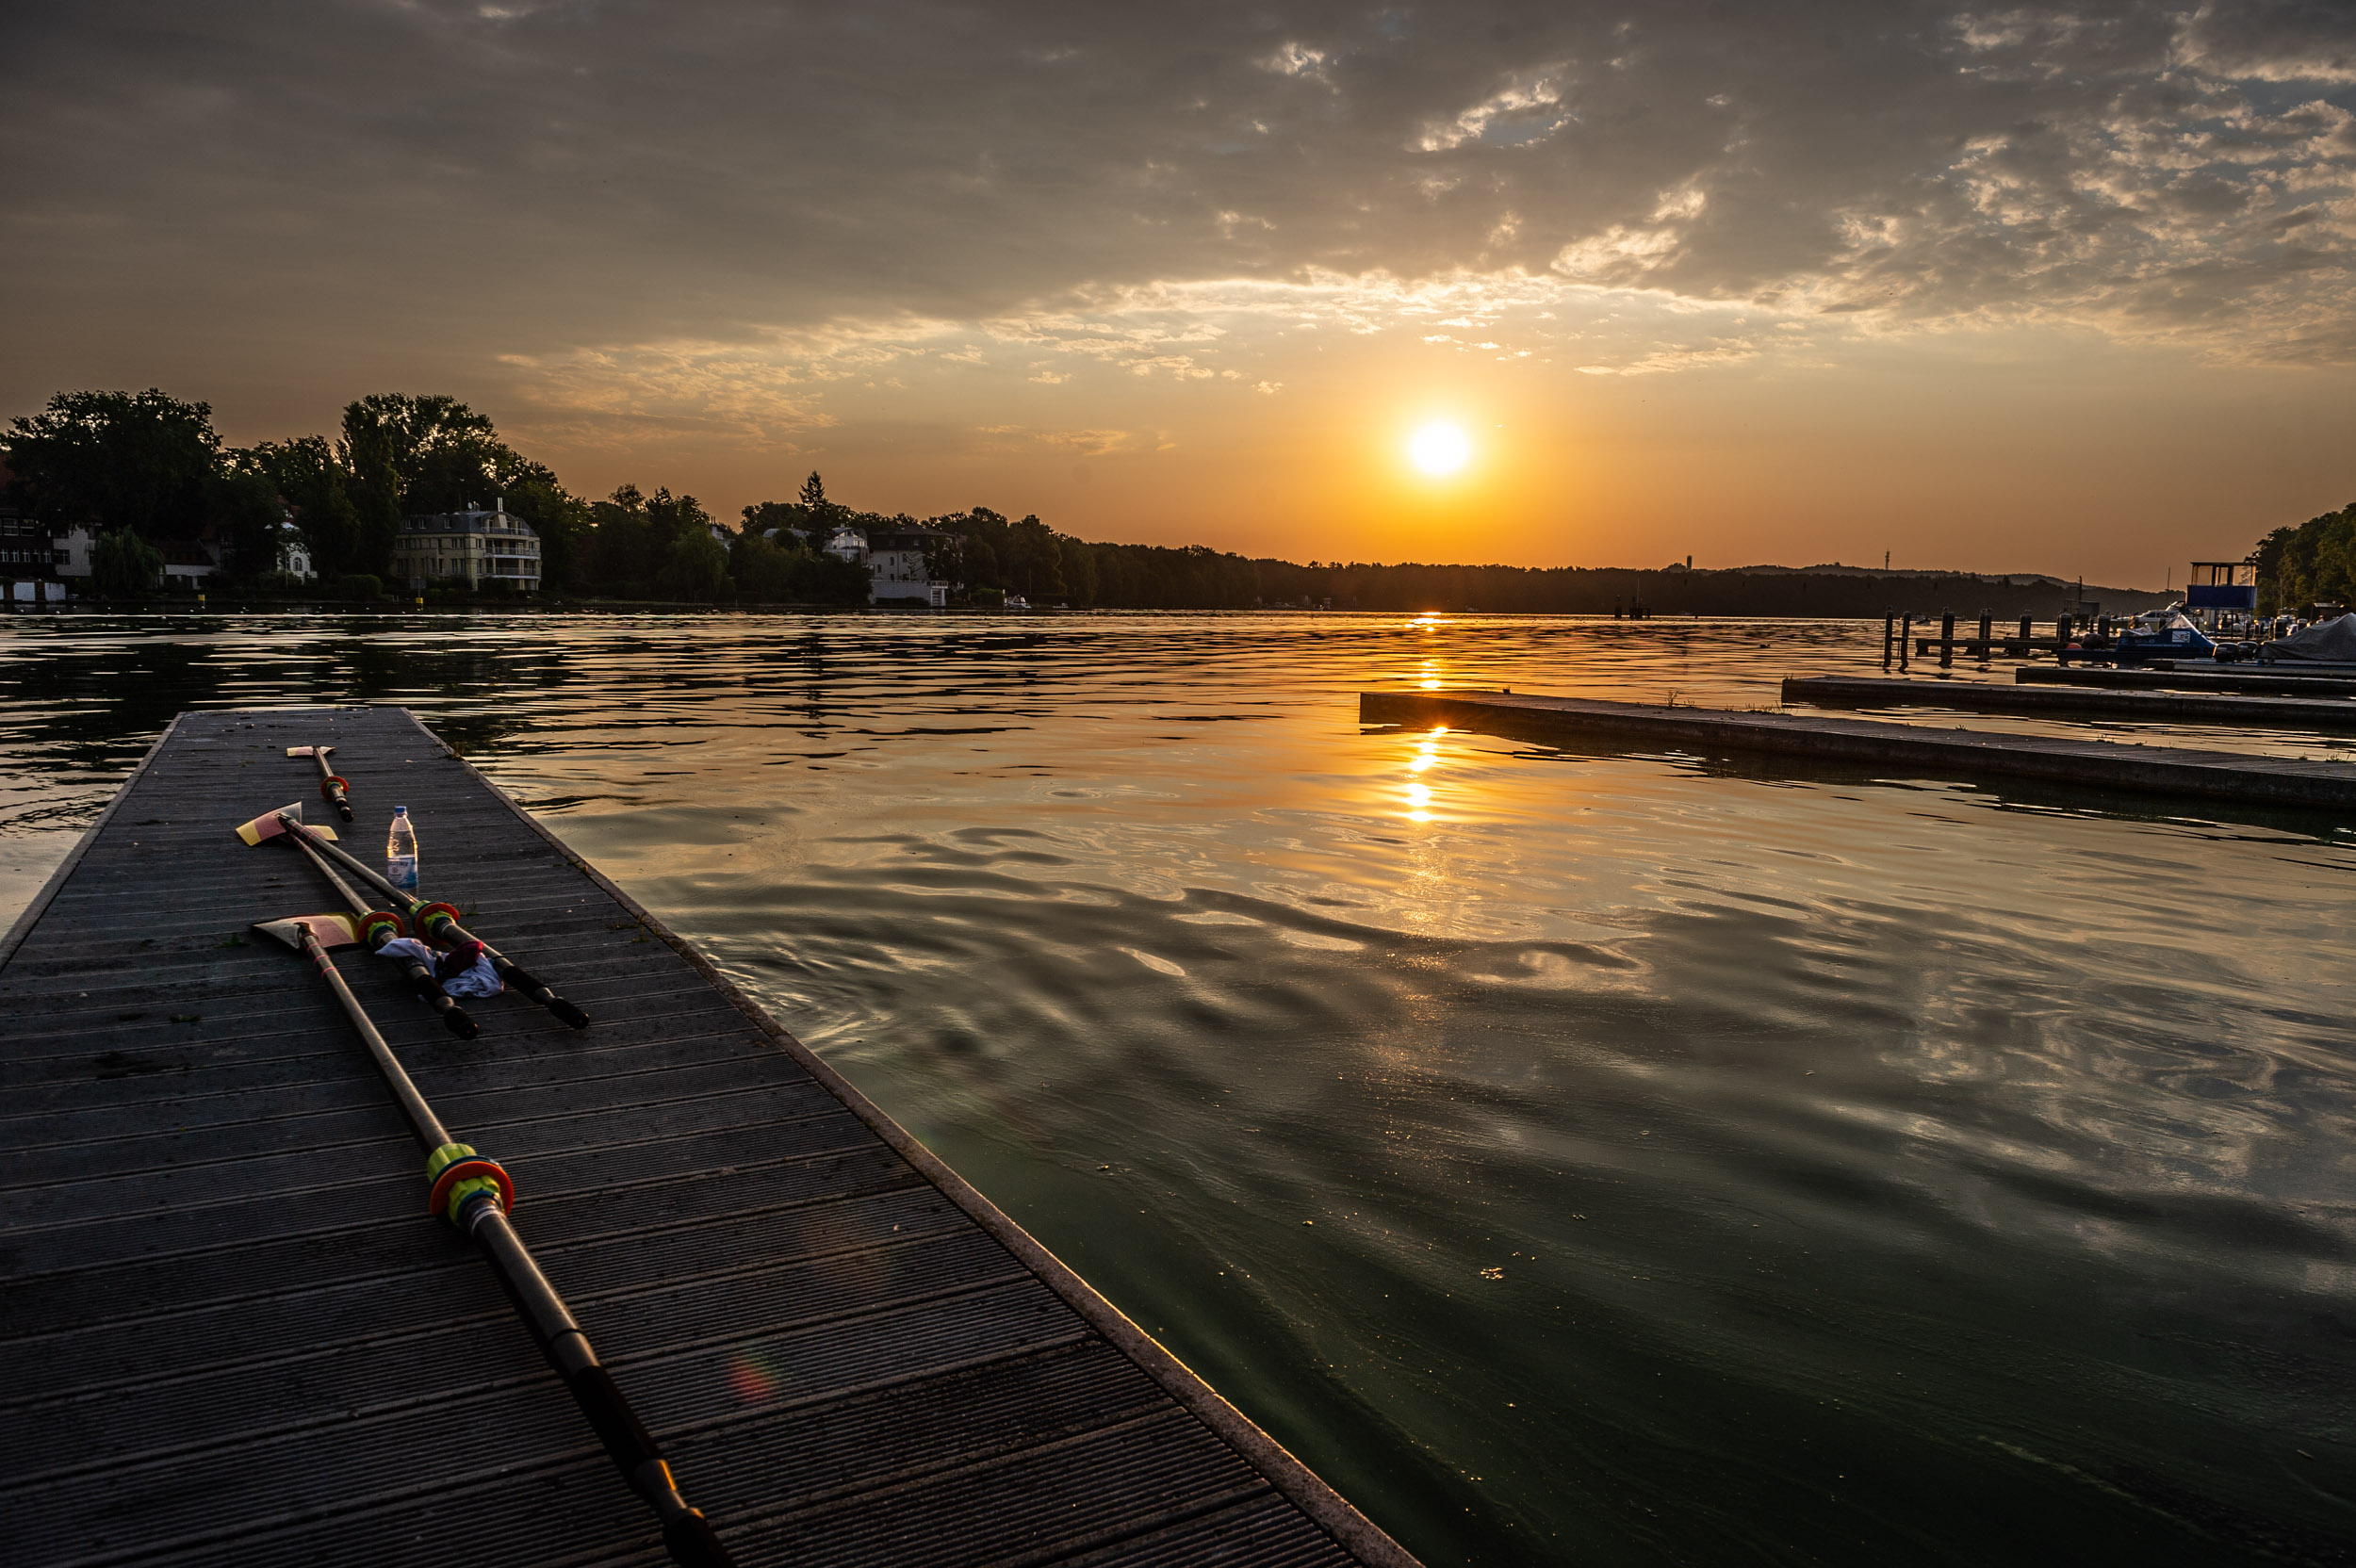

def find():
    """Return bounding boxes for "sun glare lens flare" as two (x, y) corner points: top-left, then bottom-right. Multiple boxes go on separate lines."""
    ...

(1409, 423), (1471, 475)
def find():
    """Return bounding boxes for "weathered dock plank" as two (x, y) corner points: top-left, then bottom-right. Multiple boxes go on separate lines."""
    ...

(1783, 674), (2356, 731)
(1360, 689), (2356, 808)
(2017, 665), (2356, 696)
(0, 707), (1414, 1568)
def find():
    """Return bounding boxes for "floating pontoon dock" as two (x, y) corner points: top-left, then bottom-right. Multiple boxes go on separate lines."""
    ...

(1361, 689), (2356, 809)
(2016, 665), (2356, 697)
(0, 707), (1414, 1568)
(1783, 675), (2356, 731)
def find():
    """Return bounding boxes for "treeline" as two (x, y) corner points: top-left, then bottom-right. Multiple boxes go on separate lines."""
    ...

(2252, 502), (2356, 612)
(0, 384), (2179, 613)
(1235, 561), (2164, 618)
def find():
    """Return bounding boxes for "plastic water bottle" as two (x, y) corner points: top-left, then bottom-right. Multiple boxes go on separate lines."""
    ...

(386, 806), (419, 895)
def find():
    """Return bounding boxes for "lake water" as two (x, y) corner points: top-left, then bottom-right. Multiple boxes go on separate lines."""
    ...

(5, 612), (2355, 1565)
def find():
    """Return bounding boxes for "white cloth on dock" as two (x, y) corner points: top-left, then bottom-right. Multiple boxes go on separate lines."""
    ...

(375, 937), (505, 998)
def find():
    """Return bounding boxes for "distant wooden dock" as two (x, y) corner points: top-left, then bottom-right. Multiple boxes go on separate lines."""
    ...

(1360, 689), (2356, 808)
(0, 707), (1415, 1568)
(1784, 675), (2356, 731)
(2017, 665), (2356, 697)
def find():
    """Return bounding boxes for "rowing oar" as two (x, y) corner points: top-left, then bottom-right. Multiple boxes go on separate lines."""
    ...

(253, 912), (734, 1567)
(286, 744), (354, 822)
(237, 805), (592, 1029)
(262, 809), (482, 1038)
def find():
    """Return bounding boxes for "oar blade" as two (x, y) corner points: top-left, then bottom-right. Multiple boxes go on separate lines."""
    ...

(286, 746), (317, 758)
(253, 913), (362, 951)
(234, 805), (340, 846)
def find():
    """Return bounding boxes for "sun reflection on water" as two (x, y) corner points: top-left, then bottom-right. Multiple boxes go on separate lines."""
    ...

(1403, 726), (1450, 821)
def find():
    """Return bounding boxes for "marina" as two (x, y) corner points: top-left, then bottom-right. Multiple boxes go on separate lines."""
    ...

(0, 704), (1411, 1568)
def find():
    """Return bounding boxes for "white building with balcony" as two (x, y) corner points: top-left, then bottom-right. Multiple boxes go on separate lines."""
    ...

(392, 498), (542, 591)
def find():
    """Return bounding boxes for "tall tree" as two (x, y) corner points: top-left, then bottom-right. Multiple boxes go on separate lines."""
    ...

(338, 393), (558, 518)
(1004, 514), (1066, 597)
(206, 467), (286, 578)
(336, 415), (402, 576)
(657, 531), (730, 601)
(1, 389), (220, 537)
(502, 474), (590, 593)
(90, 529), (165, 595)
(237, 437), (361, 579)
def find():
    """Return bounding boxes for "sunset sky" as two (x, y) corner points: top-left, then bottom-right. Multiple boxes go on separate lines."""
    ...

(7, 1), (2353, 582)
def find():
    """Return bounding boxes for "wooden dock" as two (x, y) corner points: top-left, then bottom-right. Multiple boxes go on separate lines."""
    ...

(2017, 665), (2356, 697)
(0, 707), (1414, 1568)
(1784, 675), (2356, 731)
(1360, 689), (2356, 808)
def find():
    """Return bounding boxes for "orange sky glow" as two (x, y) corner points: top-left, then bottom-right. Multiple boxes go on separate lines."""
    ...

(7, 3), (2352, 587)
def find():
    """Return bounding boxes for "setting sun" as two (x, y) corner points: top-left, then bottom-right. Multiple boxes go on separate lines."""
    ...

(1408, 422), (1471, 476)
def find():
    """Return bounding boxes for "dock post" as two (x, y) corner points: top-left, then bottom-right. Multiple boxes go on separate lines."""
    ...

(1977, 609), (1993, 661)
(2058, 613), (2072, 648)
(1899, 614), (1911, 668)
(2099, 614), (2112, 639)
(1939, 610), (1955, 666)
(1882, 610), (1893, 666)
(2016, 614), (2031, 654)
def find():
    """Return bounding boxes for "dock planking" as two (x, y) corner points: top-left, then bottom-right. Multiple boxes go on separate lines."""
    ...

(1784, 674), (2356, 731)
(1360, 689), (2356, 809)
(0, 707), (1415, 1568)
(2016, 664), (2356, 697)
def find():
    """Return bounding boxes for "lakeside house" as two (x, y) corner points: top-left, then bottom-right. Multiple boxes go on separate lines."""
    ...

(392, 498), (543, 592)
(819, 523), (954, 607)
(0, 505), (62, 576)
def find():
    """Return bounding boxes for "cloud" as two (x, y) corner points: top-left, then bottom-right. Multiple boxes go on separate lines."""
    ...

(3, 0), (2352, 408)
(975, 424), (1131, 455)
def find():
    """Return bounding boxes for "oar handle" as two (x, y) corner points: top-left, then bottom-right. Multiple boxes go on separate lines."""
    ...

(389, 947), (480, 1039)
(426, 912), (593, 1031)
(467, 1206), (736, 1567)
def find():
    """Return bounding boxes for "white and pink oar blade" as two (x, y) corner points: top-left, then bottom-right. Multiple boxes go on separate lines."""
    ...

(286, 746), (316, 758)
(233, 804), (340, 846)
(252, 914), (362, 951)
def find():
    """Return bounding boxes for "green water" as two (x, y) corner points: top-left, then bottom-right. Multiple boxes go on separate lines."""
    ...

(5, 611), (2354, 1564)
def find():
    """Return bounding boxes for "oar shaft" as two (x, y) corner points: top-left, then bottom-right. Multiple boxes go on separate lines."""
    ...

(296, 923), (450, 1149)
(286, 921), (731, 1566)
(283, 810), (407, 905)
(287, 829), (372, 915)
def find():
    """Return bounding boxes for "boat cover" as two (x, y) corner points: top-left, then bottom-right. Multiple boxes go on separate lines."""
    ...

(2264, 612), (2356, 662)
